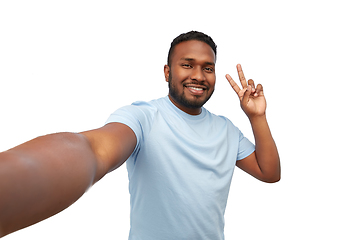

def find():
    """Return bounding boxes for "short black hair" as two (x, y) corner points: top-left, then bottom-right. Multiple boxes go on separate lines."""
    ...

(167, 31), (217, 66)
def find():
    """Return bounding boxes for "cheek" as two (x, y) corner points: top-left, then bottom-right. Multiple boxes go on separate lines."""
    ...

(170, 69), (185, 82)
(208, 76), (216, 88)
(175, 70), (189, 81)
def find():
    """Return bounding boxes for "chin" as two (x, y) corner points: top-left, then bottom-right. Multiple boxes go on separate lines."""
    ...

(181, 94), (211, 109)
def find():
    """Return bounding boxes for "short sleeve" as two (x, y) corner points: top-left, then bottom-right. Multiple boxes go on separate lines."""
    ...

(105, 101), (156, 153)
(236, 130), (255, 160)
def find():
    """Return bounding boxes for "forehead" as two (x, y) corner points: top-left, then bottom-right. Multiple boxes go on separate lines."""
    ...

(172, 40), (216, 64)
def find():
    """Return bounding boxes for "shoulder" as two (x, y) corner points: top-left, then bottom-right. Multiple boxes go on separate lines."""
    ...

(205, 108), (237, 128)
(107, 97), (164, 123)
(104, 98), (165, 149)
(123, 98), (160, 113)
(204, 110), (250, 142)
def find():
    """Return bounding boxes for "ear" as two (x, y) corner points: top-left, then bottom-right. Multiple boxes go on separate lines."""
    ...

(164, 65), (170, 82)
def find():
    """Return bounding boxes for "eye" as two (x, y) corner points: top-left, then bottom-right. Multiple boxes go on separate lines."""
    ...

(182, 63), (192, 68)
(204, 67), (214, 73)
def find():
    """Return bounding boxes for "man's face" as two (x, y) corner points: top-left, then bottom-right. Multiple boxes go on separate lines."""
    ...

(164, 40), (216, 115)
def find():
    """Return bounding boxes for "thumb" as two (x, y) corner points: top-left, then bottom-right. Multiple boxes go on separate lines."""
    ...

(241, 85), (252, 104)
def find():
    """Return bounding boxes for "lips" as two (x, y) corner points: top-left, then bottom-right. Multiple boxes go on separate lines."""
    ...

(185, 85), (207, 95)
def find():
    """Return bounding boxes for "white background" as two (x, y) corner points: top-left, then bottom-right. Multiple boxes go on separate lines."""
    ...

(1, 0), (359, 239)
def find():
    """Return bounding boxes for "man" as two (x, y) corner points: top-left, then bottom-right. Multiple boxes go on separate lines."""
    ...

(0, 31), (280, 239)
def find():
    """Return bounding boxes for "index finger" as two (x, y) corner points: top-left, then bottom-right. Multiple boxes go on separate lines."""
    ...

(237, 64), (247, 89)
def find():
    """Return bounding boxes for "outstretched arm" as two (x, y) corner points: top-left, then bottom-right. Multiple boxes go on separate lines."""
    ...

(0, 123), (136, 237)
(226, 64), (280, 183)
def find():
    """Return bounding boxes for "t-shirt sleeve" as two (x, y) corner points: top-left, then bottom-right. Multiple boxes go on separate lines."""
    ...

(105, 102), (155, 152)
(236, 129), (255, 160)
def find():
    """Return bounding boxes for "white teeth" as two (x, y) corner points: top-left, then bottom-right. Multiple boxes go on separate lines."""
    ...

(188, 87), (203, 91)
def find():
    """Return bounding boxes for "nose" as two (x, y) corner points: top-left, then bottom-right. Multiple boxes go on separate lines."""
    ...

(190, 66), (206, 82)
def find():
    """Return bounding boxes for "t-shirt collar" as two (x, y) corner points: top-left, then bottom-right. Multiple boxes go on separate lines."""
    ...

(165, 95), (206, 120)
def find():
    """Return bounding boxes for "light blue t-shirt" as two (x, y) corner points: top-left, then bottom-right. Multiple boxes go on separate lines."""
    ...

(106, 96), (255, 240)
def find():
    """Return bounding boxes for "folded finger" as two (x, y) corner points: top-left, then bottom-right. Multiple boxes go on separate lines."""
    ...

(255, 84), (264, 96)
(248, 79), (256, 93)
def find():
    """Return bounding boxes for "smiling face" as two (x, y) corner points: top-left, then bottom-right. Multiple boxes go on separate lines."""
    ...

(164, 40), (216, 115)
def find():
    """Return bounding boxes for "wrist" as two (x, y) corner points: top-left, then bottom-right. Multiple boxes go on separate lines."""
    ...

(248, 114), (267, 124)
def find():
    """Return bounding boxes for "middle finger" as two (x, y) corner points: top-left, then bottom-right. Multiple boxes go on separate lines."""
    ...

(237, 64), (247, 89)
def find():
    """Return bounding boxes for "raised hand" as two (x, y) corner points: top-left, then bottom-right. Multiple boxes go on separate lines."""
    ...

(225, 64), (267, 119)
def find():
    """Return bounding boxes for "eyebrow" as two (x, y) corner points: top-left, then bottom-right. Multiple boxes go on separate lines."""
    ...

(181, 58), (215, 66)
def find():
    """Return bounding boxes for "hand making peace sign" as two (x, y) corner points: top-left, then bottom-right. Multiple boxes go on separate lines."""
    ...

(226, 64), (267, 119)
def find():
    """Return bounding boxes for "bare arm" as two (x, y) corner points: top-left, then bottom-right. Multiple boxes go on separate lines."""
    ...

(226, 64), (280, 183)
(0, 123), (136, 237)
(236, 116), (280, 183)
